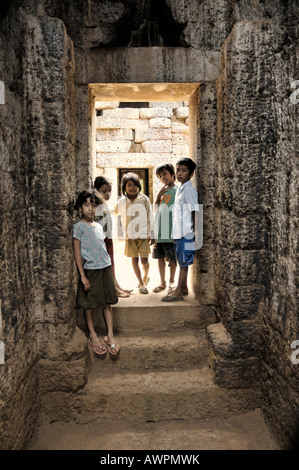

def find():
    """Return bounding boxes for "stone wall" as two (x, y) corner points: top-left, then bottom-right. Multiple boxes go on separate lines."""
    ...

(207, 4), (299, 449)
(0, 0), (298, 450)
(0, 3), (88, 449)
(0, 5), (40, 449)
(258, 2), (299, 449)
(95, 100), (189, 206)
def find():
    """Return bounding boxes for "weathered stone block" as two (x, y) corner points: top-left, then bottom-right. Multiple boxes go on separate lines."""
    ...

(172, 144), (189, 155)
(135, 128), (172, 143)
(172, 133), (189, 145)
(171, 122), (189, 134)
(149, 101), (183, 108)
(149, 118), (171, 128)
(140, 108), (173, 119)
(216, 211), (268, 250)
(142, 140), (172, 153)
(227, 285), (264, 320)
(96, 140), (131, 153)
(96, 116), (121, 129)
(206, 323), (261, 391)
(95, 101), (119, 109)
(121, 118), (149, 130)
(96, 128), (133, 140)
(217, 248), (268, 286)
(102, 107), (140, 119)
(176, 106), (189, 118)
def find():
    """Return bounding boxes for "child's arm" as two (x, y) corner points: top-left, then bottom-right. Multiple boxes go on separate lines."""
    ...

(155, 186), (167, 205)
(146, 196), (155, 242)
(73, 238), (90, 291)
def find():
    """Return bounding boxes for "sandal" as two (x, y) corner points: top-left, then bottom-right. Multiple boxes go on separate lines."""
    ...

(104, 337), (120, 356)
(167, 285), (176, 294)
(88, 339), (107, 356)
(153, 284), (166, 293)
(161, 294), (184, 302)
(139, 286), (148, 294)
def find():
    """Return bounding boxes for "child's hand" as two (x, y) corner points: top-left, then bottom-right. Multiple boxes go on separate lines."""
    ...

(81, 275), (91, 291)
(155, 186), (167, 205)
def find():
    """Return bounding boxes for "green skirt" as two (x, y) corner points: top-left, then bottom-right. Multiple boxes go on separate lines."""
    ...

(76, 266), (118, 309)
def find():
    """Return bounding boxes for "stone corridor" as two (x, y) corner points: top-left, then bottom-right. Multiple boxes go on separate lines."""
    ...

(0, 0), (298, 451)
(30, 245), (277, 450)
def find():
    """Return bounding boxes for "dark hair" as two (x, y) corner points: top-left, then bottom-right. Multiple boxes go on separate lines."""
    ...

(94, 175), (112, 190)
(156, 163), (176, 180)
(121, 172), (141, 196)
(176, 158), (196, 173)
(74, 189), (102, 210)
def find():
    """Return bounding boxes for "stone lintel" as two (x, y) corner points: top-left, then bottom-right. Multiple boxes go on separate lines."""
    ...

(75, 47), (219, 98)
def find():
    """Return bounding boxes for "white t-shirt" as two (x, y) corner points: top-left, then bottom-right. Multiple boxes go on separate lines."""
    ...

(171, 180), (199, 239)
(117, 193), (152, 240)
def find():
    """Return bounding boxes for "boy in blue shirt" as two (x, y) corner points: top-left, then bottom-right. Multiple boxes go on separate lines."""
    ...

(162, 158), (199, 302)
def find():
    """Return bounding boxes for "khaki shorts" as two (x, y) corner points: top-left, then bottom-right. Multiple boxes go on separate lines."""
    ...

(125, 238), (150, 258)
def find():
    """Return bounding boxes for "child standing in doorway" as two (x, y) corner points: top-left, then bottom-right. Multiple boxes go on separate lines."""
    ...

(94, 175), (133, 298)
(151, 163), (178, 294)
(117, 172), (152, 294)
(162, 158), (199, 302)
(73, 189), (120, 356)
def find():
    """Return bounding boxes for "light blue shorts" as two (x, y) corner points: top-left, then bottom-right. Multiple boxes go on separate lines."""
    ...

(174, 236), (195, 267)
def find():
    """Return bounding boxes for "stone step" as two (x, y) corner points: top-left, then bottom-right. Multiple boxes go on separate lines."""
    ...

(76, 292), (216, 334)
(88, 329), (209, 375)
(30, 409), (277, 450)
(44, 366), (258, 424)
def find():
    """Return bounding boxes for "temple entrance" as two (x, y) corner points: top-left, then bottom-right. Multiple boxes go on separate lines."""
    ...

(118, 168), (149, 199)
(89, 83), (201, 295)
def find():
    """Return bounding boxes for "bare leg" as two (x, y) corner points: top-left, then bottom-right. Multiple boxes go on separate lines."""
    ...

(85, 309), (106, 350)
(158, 258), (166, 286)
(169, 266), (188, 298)
(115, 278), (133, 295)
(103, 305), (120, 353)
(132, 257), (145, 287)
(141, 257), (150, 285)
(153, 258), (167, 292)
(168, 260), (177, 293)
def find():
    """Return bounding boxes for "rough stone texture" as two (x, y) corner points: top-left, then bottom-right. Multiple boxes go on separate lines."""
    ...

(0, 0), (298, 451)
(213, 18), (277, 383)
(213, 8), (299, 449)
(258, 3), (299, 449)
(0, 3), (87, 449)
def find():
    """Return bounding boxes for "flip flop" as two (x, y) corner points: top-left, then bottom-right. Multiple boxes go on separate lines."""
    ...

(104, 337), (120, 356)
(153, 284), (166, 293)
(139, 286), (148, 294)
(161, 294), (184, 302)
(167, 285), (176, 294)
(88, 339), (107, 356)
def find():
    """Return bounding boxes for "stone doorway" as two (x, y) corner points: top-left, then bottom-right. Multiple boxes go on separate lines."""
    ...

(87, 83), (203, 295)
(118, 168), (150, 199)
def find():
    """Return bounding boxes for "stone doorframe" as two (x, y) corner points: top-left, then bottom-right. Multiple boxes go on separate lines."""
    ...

(74, 47), (219, 312)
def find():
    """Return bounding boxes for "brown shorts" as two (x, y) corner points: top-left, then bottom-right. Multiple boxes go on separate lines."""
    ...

(76, 266), (118, 310)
